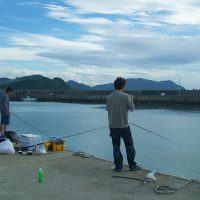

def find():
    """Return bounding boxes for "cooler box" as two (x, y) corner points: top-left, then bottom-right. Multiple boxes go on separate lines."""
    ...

(18, 134), (41, 148)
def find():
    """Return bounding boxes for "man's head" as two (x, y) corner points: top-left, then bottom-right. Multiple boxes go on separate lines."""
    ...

(6, 86), (14, 96)
(114, 77), (126, 91)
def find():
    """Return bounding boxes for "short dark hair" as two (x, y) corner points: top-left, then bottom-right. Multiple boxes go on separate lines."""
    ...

(114, 77), (126, 90)
(6, 86), (13, 93)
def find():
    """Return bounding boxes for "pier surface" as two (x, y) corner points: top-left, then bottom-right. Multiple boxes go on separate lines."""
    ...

(0, 151), (199, 200)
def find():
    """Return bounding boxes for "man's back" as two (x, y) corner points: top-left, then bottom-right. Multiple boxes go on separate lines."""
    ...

(106, 91), (134, 128)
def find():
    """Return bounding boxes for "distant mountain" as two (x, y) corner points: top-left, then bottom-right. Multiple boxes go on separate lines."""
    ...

(0, 78), (14, 85)
(15, 75), (44, 81)
(0, 75), (71, 90)
(66, 80), (91, 90)
(0, 75), (185, 91)
(69, 78), (185, 91)
(123, 78), (185, 90)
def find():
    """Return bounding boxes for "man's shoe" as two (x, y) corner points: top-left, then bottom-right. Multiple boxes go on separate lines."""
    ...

(130, 165), (142, 171)
(113, 167), (122, 172)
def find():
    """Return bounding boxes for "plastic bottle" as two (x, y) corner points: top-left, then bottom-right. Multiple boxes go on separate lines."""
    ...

(37, 168), (43, 183)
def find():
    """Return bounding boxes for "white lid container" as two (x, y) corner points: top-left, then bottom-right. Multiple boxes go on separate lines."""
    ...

(18, 134), (41, 147)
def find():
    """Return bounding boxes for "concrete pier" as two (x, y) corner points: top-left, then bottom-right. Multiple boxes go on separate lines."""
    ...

(0, 151), (199, 200)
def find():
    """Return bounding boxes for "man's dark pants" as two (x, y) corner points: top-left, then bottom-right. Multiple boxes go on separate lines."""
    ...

(110, 126), (136, 170)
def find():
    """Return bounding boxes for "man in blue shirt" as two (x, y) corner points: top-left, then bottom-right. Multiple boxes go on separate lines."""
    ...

(0, 86), (14, 135)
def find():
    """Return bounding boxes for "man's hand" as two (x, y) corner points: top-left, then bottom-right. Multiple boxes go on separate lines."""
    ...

(129, 94), (135, 102)
(128, 94), (135, 112)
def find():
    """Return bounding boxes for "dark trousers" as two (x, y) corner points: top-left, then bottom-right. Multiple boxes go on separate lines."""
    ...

(110, 126), (136, 169)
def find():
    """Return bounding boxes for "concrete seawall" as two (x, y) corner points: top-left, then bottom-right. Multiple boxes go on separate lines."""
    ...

(13, 90), (200, 105)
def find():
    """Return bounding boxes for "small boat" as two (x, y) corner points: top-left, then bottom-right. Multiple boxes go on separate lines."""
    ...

(22, 96), (37, 102)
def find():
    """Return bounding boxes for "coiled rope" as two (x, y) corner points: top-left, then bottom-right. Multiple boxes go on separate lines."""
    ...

(112, 175), (194, 194)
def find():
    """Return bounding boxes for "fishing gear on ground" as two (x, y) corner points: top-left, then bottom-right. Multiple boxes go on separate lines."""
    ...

(112, 170), (195, 195)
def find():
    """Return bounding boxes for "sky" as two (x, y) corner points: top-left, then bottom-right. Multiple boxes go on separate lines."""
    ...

(0, 0), (200, 89)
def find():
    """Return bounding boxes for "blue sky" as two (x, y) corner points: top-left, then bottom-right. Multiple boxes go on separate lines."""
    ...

(0, 0), (200, 89)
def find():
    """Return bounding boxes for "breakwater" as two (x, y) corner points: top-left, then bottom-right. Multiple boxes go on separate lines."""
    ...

(12, 90), (200, 105)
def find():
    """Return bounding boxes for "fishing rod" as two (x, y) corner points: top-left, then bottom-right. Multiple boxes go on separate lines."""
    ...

(19, 126), (108, 149)
(11, 111), (177, 144)
(10, 111), (50, 139)
(129, 122), (178, 144)
(22, 123), (171, 150)
(11, 111), (107, 141)
(61, 122), (176, 145)
(60, 126), (108, 140)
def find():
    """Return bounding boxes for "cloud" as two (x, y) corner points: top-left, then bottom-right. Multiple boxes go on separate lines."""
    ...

(0, 65), (173, 85)
(1, 0), (200, 89)
(37, 33), (200, 69)
(9, 1), (200, 70)
(52, 28), (62, 31)
(0, 47), (37, 61)
(2, 23), (200, 75)
(2, 29), (200, 72)
(45, 4), (113, 25)
(10, 33), (104, 51)
(64, 0), (200, 25)
(1, 64), (200, 89)
(0, 32), (105, 62)
(0, 66), (44, 78)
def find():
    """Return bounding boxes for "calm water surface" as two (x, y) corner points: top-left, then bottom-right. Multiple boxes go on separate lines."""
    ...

(9, 102), (200, 179)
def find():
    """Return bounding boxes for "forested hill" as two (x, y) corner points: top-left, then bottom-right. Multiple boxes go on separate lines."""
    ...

(0, 75), (71, 90)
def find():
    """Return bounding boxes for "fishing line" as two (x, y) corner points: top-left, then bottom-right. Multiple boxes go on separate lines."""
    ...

(19, 126), (108, 149)
(129, 122), (178, 145)
(61, 122), (177, 145)
(11, 112), (177, 144)
(11, 111), (107, 141)
(10, 111), (50, 139)
(60, 126), (108, 140)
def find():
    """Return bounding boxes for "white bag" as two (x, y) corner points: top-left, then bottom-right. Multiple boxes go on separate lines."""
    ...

(35, 144), (47, 155)
(0, 139), (15, 155)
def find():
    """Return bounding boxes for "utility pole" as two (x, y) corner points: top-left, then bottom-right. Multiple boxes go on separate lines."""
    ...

(175, 74), (181, 96)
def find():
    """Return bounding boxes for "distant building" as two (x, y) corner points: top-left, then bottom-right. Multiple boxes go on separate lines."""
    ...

(160, 93), (166, 96)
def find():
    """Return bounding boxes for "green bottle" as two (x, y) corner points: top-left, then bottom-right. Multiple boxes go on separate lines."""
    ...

(37, 168), (43, 183)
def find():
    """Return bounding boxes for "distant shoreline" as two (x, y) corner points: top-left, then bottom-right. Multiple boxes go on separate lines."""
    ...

(12, 90), (200, 106)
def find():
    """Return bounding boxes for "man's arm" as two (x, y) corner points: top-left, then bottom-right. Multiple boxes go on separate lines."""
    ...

(128, 94), (135, 112)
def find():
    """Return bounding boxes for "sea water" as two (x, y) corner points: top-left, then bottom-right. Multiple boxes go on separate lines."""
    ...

(9, 102), (200, 179)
